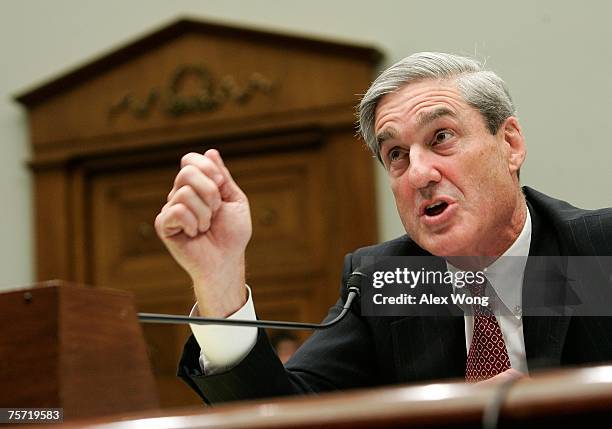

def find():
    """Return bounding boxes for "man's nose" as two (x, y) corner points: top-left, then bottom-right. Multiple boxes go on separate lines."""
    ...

(407, 148), (441, 189)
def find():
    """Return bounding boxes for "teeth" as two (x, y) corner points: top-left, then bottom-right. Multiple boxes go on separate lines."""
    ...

(426, 201), (444, 210)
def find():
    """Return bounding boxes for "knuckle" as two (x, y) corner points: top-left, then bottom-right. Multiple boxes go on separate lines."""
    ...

(180, 152), (200, 168)
(196, 204), (211, 223)
(206, 190), (222, 211)
(172, 203), (188, 219)
(173, 185), (194, 202)
(199, 179), (218, 198)
(154, 212), (165, 232)
(174, 165), (199, 187)
(196, 158), (218, 178)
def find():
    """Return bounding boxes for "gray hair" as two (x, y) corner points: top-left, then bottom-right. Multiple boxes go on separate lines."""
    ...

(358, 52), (516, 161)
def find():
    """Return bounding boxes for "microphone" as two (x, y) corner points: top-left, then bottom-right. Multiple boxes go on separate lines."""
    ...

(138, 270), (365, 330)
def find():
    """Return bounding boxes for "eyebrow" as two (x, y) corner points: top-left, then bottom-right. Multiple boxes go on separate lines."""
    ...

(416, 107), (457, 127)
(376, 107), (458, 149)
(376, 128), (399, 147)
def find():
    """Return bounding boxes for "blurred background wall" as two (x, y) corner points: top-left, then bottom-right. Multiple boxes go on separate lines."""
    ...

(1, 0), (611, 289)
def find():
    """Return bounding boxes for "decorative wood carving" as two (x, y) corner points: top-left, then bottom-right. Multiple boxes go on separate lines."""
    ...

(108, 65), (276, 119)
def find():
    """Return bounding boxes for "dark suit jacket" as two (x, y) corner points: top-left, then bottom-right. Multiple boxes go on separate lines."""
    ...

(178, 186), (612, 404)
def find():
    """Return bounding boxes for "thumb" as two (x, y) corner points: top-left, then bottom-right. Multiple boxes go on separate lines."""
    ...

(204, 149), (245, 202)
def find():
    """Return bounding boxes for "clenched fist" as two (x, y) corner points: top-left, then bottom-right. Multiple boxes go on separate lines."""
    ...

(155, 149), (252, 317)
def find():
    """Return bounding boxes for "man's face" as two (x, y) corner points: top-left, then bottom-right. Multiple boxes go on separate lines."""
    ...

(374, 79), (525, 257)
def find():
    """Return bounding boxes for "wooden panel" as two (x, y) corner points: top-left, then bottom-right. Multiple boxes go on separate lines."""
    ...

(89, 147), (327, 295)
(58, 285), (159, 417)
(254, 290), (316, 346)
(323, 131), (379, 304)
(0, 286), (60, 407)
(0, 283), (159, 418)
(20, 18), (381, 411)
(34, 169), (71, 281)
(90, 166), (184, 296)
(25, 27), (375, 149)
(234, 149), (327, 279)
(139, 299), (202, 408)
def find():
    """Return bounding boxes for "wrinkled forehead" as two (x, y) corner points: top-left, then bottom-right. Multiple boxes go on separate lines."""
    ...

(373, 78), (467, 132)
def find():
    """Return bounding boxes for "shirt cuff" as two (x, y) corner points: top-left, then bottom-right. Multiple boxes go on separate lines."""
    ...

(189, 285), (257, 374)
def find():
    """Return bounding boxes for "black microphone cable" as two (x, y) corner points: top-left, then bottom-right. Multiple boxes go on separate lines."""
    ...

(138, 270), (365, 330)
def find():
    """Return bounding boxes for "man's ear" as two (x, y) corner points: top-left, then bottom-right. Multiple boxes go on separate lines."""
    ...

(501, 116), (526, 175)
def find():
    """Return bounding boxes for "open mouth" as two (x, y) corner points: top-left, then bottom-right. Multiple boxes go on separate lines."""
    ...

(424, 201), (449, 217)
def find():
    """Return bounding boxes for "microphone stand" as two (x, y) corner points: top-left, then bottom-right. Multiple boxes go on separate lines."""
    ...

(138, 271), (364, 330)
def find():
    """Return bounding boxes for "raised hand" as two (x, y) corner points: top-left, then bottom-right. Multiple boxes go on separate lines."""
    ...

(155, 149), (252, 317)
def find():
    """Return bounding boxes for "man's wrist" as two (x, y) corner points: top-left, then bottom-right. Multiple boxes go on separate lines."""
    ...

(191, 256), (248, 317)
(193, 284), (248, 318)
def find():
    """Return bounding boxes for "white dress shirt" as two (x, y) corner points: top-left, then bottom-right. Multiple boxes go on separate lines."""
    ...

(191, 208), (532, 375)
(447, 208), (531, 374)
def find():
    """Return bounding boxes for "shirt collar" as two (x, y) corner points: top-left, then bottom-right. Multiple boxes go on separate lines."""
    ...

(447, 207), (532, 319)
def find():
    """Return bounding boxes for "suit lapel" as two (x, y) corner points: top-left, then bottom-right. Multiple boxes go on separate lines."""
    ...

(391, 315), (465, 382)
(380, 248), (466, 382)
(522, 200), (572, 370)
(388, 254), (466, 381)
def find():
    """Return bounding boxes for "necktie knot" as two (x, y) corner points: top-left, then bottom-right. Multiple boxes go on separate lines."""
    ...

(466, 276), (486, 297)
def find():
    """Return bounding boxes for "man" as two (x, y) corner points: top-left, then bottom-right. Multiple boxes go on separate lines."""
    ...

(155, 52), (612, 404)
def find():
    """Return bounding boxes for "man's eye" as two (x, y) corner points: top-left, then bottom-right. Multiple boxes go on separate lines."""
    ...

(388, 148), (405, 162)
(432, 130), (453, 145)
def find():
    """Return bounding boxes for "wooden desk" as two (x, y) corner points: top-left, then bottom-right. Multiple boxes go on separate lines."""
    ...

(48, 364), (612, 428)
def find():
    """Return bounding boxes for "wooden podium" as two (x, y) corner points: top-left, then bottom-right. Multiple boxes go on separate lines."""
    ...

(0, 281), (159, 419)
(35, 364), (612, 429)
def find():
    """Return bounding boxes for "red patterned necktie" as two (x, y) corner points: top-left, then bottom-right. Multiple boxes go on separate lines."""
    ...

(465, 277), (511, 383)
